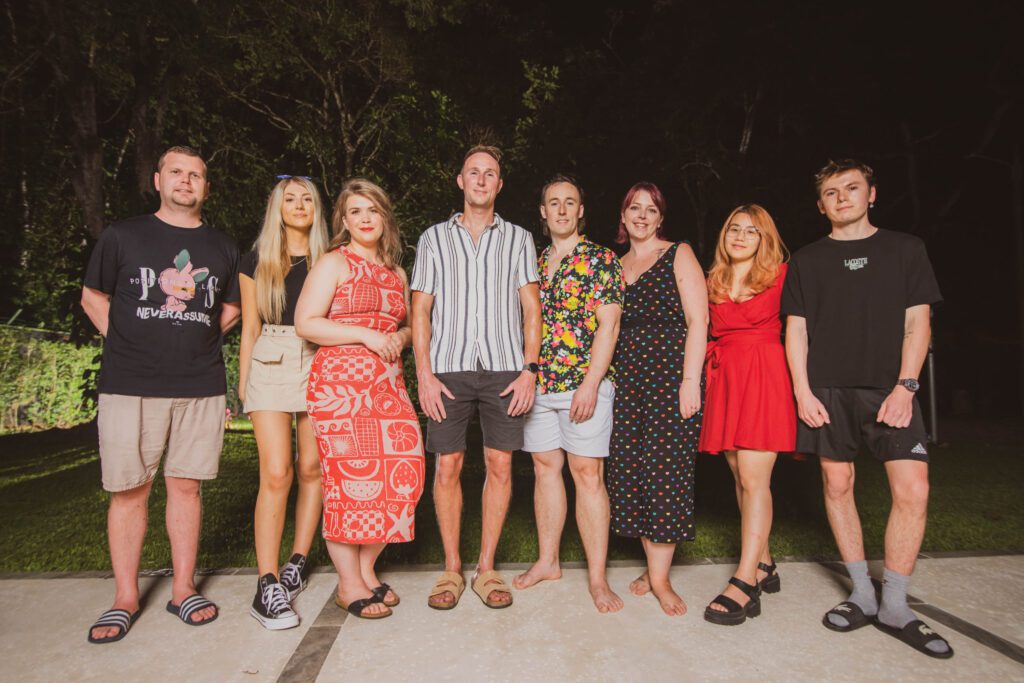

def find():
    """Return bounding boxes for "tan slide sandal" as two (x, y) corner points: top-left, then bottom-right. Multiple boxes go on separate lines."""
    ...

(472, 570), (513, 609)
(427, 571), (465, 610)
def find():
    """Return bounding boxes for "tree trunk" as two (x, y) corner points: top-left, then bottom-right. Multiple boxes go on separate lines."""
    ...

(1012, 136), (1024, 416)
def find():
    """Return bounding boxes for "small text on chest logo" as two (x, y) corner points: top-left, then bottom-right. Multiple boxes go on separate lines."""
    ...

(844, 257), (868, 271)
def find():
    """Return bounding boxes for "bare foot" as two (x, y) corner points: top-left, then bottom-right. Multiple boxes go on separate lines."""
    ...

(629, 571), (651, 596)
(707, 581), (752, 613)
(90, 600), (139, 641)
(589, 582), (624, 613)
(650, 580), (687, 617)
(512, 560), (562, 590)
(428, 590), (456, 608)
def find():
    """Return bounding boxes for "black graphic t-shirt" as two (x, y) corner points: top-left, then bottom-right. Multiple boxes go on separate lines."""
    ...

(239, 250), (309, 326)
(780, 228), (942, 389)
(84, 214), (241, 397)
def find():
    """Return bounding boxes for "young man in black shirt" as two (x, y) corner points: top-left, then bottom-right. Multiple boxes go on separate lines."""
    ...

(81, 146), (241, 643)
(782, 159), (952, 658)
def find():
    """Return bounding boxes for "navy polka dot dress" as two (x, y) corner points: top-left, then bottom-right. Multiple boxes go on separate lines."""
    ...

(609, 242), (698, 544)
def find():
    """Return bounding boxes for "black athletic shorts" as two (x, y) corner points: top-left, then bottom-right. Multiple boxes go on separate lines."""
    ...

(425, 369), (524, 454)
(795, 387), (930, 463)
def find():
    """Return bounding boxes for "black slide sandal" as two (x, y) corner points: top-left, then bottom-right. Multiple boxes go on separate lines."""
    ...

(87, 608), (140, 644)
(822, 601), (872, 632)
(874, 618), (954, 659)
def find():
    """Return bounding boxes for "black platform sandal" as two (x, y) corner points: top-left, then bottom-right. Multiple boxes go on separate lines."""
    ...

(758, 560), (780, 594)
(704, 577), (762, 626)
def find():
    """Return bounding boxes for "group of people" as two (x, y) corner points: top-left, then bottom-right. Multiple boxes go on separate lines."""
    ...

(81, 143), (952, 660)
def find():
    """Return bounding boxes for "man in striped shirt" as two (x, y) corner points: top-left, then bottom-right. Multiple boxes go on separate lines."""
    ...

(411, 145), (541, 610)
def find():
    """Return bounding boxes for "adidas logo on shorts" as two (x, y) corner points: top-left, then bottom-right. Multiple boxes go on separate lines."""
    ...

(911, 443), (928, 455)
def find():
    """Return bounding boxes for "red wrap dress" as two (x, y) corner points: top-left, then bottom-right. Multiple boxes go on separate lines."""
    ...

(307, 248), (424, 544)
(699, 264), (797, 454)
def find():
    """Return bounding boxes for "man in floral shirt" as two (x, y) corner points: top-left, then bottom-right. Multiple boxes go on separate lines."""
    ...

(514, 174), (626, 613)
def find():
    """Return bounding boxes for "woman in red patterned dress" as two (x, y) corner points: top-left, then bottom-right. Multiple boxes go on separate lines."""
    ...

(700, 204), (796, 626)
(295, 178), (424, 620)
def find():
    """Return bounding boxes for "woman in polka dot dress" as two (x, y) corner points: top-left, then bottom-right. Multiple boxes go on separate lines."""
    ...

(608, 182), (708, 617)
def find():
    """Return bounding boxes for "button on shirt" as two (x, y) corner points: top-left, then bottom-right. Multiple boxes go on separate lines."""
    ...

(411, 214), (540, 374)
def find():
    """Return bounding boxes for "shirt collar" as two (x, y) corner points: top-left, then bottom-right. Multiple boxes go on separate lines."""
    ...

(450, 212), (504, 232)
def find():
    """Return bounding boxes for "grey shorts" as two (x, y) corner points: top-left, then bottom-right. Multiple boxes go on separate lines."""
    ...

(426, 369), (524, 454)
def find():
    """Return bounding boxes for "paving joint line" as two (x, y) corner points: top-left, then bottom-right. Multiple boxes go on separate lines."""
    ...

(819, 560), (1024, 665)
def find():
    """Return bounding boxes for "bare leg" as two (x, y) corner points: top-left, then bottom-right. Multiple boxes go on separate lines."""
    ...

(643, 537), (686, 616)
(820, 460), (865, 562)
(358, 542), (395, 602)
(725, 451), (773, 582)
(710, 450), (776, 612)
(513, 448), (565, 590)
(165, 476), (216, 623)
(474, 447), (513, 606)
(883, 460), (929, 575)
(90, 482), (153, 640)
(327, 541), (388, 616)
(251, 411), (295, 576)
(291, 413), (322, 557)
(429, 450), (464, 607)
(568, 455), (622, 613)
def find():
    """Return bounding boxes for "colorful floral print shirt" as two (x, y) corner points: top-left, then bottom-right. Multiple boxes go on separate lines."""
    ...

(538, 237), (625, 394)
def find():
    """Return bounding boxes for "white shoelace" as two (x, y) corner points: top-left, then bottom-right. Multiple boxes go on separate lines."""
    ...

(263, 583), (291, 616)
(280, 563), (302, 591)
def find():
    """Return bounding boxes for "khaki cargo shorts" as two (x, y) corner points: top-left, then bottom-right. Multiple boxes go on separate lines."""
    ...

(97, 393), (226, 492)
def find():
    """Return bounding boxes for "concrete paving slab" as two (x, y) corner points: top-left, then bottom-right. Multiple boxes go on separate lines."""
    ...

(319, 562), (1023, 683)
(2, 557), (1021, 682)
(907, 556), (1024, 647)
(0, 572), (335, 683)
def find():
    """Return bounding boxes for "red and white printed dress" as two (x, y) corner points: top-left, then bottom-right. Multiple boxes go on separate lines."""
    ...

(307, 247), (424, 545)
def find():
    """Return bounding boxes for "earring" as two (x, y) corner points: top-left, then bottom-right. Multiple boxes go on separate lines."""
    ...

(869, 202), (875, 209)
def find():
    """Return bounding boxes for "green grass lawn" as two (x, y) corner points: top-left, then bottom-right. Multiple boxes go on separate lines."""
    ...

(1, 418), (1021, 573)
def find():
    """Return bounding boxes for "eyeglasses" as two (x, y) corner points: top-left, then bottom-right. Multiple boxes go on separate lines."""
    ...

(276, 174), (312, 181)
(726, 226), (761, 241)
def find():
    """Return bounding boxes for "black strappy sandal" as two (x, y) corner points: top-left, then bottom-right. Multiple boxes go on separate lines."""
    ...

(758, 560), (781, 594)
(704, 577), (762, 626)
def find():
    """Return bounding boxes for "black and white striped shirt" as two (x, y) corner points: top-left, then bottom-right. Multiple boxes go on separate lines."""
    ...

(411, 214), (540, 373)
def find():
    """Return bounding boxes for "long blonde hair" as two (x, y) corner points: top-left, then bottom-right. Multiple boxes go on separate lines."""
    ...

(331, 178), (403, 270)
(253, 177), (329, 323)
(706, 204), (788, 304)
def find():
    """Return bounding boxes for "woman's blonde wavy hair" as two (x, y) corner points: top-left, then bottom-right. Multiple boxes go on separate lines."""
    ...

(331, 178), (403, 270)
(253, 177), (329, 324)
(706, 204), (788, 304)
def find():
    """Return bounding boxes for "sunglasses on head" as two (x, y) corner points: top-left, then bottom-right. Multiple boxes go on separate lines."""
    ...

(276, 174), (312, 181)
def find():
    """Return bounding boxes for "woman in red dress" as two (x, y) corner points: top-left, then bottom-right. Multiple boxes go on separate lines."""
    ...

(700, 204), (796, 626)
(295, 179), (424, 620)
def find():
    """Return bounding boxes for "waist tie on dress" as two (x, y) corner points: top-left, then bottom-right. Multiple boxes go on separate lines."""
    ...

(705, 330), (783, 374)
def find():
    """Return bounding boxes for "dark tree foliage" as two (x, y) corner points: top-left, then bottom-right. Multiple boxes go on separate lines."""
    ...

(0, 0), (1021, 413)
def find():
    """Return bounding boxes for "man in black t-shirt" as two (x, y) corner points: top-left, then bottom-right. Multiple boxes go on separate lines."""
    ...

(782, 159), (951, 659)
(81, 146), (241, 644)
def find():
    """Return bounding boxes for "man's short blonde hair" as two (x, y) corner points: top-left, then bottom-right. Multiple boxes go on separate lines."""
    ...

(461, 145), (502, 175)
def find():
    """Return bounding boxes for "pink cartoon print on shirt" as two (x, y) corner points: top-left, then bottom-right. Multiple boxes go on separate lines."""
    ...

(158, 249), (208, 312)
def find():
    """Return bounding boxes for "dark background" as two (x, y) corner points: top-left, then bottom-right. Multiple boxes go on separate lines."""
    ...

(1, 0), (1021, 417)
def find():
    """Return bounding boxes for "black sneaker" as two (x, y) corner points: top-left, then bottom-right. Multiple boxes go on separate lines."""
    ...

(280, 553), (310, 601)
(250, 573), (299, 630)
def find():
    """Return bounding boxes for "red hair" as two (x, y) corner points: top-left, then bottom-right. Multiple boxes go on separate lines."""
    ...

(616, 182), (668, 244)
(706, 204), (789, 304)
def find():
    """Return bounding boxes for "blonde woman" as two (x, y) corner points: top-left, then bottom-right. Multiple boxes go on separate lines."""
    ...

(295, 179), (424, 620)
(700, 204), (795, 625)
(239, 176), (329, 629)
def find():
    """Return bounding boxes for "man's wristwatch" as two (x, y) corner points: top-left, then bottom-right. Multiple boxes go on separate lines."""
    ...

(896, 378), (920, 393)
(522, 362), (540, 374)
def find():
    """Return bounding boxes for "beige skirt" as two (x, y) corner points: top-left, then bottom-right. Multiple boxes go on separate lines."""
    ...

(243, 324), (317, 414)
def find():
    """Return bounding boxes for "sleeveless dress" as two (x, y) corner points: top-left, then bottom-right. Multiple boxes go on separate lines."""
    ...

(699, 264), (796, 454)
(608, 243), (699, 544)
(306, 248), (425, 545)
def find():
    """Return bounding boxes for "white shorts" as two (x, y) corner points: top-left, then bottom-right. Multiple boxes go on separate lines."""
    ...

(522, 380), (615, 458)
